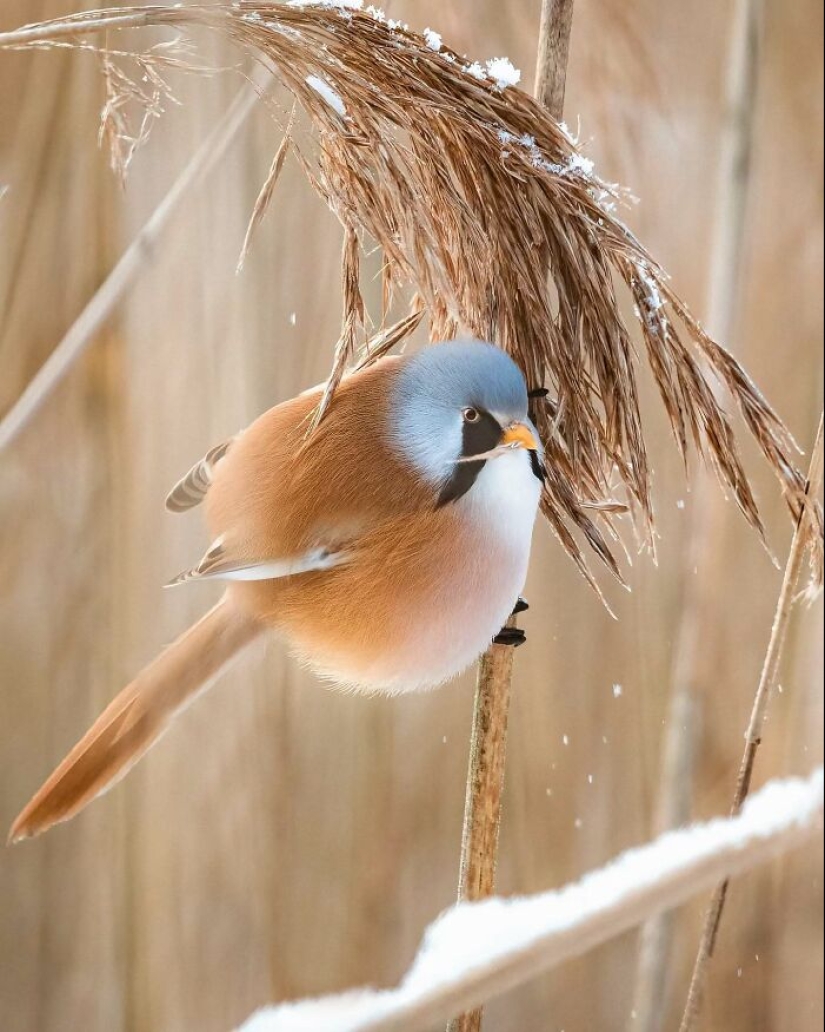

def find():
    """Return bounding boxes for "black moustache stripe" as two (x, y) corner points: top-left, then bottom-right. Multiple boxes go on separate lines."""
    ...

(529, 450), (546, 483)
(436, 410), (543, 507)
(436, 410), (502, 508)
(436, 459), (486, 507)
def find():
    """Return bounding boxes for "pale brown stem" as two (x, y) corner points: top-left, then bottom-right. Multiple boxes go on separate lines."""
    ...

(534, 0), (575, 119)
(445, 625), (517, 1032)
(678, 412), (824, 1032)
(631, 1), (765, 1026)
(0, 9), (190, 48)
(447, 4), (575, 1030)
(0, 82), (260, 452)
(446, 621), (516, 1032)
(456, 622), (517, 907)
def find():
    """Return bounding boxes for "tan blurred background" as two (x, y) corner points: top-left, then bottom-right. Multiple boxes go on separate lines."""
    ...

(0, 1), (822, 1030)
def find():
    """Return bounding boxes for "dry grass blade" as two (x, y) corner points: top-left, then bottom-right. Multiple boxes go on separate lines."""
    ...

(98, 35), (195, 185)
(679, 412), (824, 1032)
(0, 2), (820, 580)
(237, 101), (295, 272)
(354, 306), (425, 370)
(310, 222), (364, 430)
(5, 31), (211, 185)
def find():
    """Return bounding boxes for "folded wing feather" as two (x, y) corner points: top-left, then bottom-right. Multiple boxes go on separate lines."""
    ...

(165, 438), (235, 513)
(166, 540), (349, 586)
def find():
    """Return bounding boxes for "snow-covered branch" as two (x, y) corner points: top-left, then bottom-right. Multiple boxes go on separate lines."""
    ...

(238, 769), (823, 1032)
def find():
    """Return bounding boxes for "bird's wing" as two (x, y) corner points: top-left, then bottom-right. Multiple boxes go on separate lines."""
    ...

(166, 538), (349, 587)
(165, 438), (235, 513)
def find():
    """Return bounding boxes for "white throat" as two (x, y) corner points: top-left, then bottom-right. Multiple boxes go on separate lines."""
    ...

(462, 449), (542, 547)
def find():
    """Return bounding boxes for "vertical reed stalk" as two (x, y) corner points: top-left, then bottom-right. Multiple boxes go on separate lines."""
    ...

(632, 1), (765, 1025)
(534, 0), (575, 114)
(446, 5), (574, 1030)
(454, 619), (517, 909)
(678, 412), (824, 1032)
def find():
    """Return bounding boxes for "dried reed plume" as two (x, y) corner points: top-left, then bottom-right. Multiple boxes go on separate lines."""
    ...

(1, 1), (821, 587)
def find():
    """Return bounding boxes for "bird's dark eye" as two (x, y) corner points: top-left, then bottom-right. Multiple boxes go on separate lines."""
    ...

(463, 407), (481, 424)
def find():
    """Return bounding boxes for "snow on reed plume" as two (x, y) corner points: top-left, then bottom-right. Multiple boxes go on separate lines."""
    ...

(2, 1), (822, 588)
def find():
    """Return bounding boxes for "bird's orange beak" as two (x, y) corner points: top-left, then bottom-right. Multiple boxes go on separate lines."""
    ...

(500, 421), (539, 451)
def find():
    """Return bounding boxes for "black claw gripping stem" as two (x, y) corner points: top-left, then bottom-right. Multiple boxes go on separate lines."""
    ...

(493, 627), (527, 648)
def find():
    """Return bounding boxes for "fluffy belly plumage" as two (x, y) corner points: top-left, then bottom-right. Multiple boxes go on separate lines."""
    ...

(229, 451), (541, 694)
(309, 536), (530, 693)
(286, 553), (528, 693)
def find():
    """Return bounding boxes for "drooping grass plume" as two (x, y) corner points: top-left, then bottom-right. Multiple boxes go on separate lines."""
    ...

(0, 1), (820, 585)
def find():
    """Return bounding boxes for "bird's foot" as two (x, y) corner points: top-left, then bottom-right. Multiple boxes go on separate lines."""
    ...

(493, 627), (526, 648)
(493, 598), (529, 646)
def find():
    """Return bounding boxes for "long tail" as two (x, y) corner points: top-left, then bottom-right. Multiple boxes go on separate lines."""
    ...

(9, 596), (263, 843)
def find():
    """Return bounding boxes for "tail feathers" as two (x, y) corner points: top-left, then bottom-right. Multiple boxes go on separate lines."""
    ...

(9, 596), (262, 843)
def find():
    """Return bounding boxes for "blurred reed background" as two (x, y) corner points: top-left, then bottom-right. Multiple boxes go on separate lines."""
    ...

(0, 1), (822, 1030)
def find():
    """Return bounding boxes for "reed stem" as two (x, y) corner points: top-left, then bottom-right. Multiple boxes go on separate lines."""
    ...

(446, 4), (575, 1030)
(0, 10), (188, 48)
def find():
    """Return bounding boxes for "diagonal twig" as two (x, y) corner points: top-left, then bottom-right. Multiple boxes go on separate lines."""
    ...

(0, 81), (261, 453)
(678, 411), (824, 1032)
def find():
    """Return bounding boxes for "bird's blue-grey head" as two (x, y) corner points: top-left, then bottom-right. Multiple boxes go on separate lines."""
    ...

(388, 340), (545, 505)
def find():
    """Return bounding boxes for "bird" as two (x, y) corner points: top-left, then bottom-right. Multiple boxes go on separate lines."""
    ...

(10, 340), (545, 842)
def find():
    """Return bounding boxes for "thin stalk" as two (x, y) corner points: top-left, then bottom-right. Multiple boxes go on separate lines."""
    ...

(446, 620), (517, 1032)
(534, 0), (575, 117)
(0, 82), (260, 452)
(0, 10), (188, 48)
(446, 5), (574, 1031)
(631, 0), (765, 1026)
(455, 622), (518, 906)
(678, 411), (824, 1032)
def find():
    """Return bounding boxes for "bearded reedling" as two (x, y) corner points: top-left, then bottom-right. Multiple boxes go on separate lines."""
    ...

(10, 341), (545, 842)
